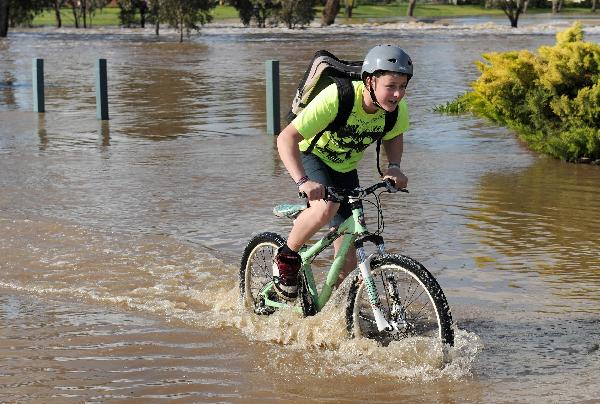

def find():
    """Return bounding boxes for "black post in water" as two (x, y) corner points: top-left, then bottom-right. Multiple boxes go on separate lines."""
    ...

(265, 60), (280, 135)
(32, 58), (45, 113)
(96, 59), (109, 120)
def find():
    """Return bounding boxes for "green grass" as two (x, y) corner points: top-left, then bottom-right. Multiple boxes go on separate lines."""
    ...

(33, 7), (121, 27)
(210, 5), (239, 20)
(338, 4), (503, 19)
(31, 4), (596, 27)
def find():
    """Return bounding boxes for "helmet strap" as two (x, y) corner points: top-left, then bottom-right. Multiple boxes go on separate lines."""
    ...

(367, 77), (383, 110)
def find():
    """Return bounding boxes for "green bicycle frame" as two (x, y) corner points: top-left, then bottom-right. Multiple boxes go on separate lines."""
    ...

(262, 201), (369, 313)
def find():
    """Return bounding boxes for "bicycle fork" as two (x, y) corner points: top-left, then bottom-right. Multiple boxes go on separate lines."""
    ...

(356, 241), (393, 332)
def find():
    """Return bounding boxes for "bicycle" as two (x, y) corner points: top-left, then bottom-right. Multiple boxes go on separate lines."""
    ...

(239, 179), (454, 346)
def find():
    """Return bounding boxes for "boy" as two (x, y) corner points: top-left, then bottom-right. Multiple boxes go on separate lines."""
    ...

(274, 44), (412, 300)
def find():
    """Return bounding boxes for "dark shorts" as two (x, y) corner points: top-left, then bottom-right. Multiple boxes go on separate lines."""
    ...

(301, 153), (360, 228)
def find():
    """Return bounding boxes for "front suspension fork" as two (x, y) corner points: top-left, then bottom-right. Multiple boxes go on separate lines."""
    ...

(356, 243), (392, 332)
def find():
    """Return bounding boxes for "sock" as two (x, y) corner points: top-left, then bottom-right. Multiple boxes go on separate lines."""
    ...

(280, 244), (295, 255)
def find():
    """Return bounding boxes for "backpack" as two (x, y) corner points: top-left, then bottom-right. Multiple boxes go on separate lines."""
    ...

(287, 50), (399, 176)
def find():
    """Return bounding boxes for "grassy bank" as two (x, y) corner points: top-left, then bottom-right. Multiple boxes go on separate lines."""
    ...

(31, 4), (595, 27)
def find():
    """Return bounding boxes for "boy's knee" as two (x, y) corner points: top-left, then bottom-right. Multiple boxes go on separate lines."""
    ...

(312, 202), (339, 227)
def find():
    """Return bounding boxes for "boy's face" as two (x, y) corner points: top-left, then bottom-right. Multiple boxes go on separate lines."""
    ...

(370, 73), (408, 112)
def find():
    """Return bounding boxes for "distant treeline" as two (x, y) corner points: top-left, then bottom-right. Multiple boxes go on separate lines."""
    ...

(0, 0), (597, 39)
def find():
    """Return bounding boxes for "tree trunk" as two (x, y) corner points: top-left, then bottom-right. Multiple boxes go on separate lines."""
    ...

(551, 0), (558, 13)
(139, 1), (147, 28)
(502, 0), (522, 27)
(81, 0), (87, 28)
(151, 0), (159, 35)
(407, 0), (417, 17)
(523, 0), (528, 13)
(54, 1), (62, 27)
(71, 2), (80, 28)
(0, 0), (8, 37)
(592, 0), (597, 12)
(345, 0), (353, 17)
(321, 0), (339, 26)
(178, 10), (183, 42)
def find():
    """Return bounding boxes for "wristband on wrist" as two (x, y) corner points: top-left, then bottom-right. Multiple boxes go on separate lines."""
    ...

(295, 175), (309, 187)
(387, 163), (401, 170)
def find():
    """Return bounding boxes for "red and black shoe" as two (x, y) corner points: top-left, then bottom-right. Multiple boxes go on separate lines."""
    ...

(272, 248), (301, 301)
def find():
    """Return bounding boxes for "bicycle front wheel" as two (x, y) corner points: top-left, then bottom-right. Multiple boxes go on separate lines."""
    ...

(239, 232), (284, 312)
(346, 254), (454, 346)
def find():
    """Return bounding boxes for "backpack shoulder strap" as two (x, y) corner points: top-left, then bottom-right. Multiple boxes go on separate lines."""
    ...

(384, 107), (399, 134)
(304, 77), (355, 155)
(375, 107), (400, 176)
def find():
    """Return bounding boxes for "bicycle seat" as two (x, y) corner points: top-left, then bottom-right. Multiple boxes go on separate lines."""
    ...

(273, 203), (307, 220)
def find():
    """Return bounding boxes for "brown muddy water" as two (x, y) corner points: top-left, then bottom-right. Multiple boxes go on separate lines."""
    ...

(1, 19), (600, 403)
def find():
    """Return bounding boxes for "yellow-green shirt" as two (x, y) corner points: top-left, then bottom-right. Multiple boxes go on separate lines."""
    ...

(293, 80), (409, 173)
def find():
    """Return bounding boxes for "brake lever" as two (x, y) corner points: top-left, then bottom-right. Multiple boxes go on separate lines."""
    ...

(383, 179), (408, 194)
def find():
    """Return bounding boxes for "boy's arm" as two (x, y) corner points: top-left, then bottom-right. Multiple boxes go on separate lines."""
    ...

(277, 123), (306, 184)
(382, 134), (408, 189)
(276, 123), (325, 200)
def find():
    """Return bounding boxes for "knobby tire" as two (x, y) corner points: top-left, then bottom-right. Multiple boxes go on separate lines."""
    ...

(346, 254), (454, 346)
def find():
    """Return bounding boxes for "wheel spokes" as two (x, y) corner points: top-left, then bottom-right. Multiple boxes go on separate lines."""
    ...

(356, 266), (441, 342)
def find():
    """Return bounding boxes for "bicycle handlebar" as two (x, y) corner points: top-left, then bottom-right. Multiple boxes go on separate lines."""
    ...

(299, 179), (408, 202)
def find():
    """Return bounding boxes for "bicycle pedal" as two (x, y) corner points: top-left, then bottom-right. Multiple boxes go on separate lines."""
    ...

(253, 294), (277, 315)
(254, 304), (276, 315)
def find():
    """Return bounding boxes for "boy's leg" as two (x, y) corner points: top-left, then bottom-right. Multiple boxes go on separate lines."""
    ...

(286, 200), (339, 251)
(273, 154), (339, 300)
(272, 200), (339, 300)
(333, 238), (357, 286)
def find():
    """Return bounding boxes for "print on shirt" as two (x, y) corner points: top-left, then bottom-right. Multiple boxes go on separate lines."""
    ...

(316, 123), (384, 164)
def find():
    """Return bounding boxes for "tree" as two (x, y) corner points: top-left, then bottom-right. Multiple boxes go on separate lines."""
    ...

(1, 0), (9, 37)
(117, 0), (137, 26)
(116, 0), (148, 27)
(321, 0), (339, 25)
(488, 0), (526, 27)
(0, 0), (46, 37)
(228, 0), (277, 27)
(276, 0), (314, 28)
(160, 0), (216, 42)
(80, 0), (110, 27)
(145, 0), (161, 34)
(551, 0), (565, 13)
(69, 0), (81, 27)
(49, 0), (67, 28)
(344, 0), (354, 18)
(228, 0), (252, 25)
(501, 0), (525, 27)
(407, 0), (416, 17)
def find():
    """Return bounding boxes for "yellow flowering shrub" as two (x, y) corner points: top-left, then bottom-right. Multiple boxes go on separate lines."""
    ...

(436, 22), (600, 162)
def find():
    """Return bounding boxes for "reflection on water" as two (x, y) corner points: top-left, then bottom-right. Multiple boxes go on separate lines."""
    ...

(469, 157), (600, 311)
(1, 22), (600, 402)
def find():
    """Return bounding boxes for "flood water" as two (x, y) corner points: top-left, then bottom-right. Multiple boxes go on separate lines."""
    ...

(1, 18), (600, 402)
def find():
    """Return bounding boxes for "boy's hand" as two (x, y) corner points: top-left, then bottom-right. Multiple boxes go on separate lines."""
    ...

(384, 167), (408, 189)
(299, 180), (325, 201)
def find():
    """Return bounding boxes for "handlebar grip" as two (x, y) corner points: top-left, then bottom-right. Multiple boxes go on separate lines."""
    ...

(299, 188), (330, 200)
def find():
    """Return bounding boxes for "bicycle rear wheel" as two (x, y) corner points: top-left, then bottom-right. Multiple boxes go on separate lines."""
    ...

(239, 232), (284, 313)
(346, 254), (454, 346)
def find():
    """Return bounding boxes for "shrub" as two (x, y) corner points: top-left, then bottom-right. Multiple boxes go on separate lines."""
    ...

(438, 22), (600, 162)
